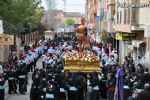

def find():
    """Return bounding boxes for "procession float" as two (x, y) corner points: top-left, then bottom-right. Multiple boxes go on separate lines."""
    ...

(64, 17), (101, 73)
(64, 50), (101, 72)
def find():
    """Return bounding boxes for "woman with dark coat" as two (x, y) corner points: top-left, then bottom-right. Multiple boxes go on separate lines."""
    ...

(0, 74), (5, 100)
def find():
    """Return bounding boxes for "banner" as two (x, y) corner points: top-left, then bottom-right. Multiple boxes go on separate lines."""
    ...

(116, 33), (122, 40)
(116, 33), (136, 41)
(0, 34), (14, 45)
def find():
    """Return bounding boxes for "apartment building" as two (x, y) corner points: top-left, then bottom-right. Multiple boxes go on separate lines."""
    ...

(41, 10), (82, 32)
(86, 0), (99, 30)
(86, 0), (150, 68)
(64, 12), (81, 25)
(98, 0), (119, 49)
(86, 0), (101, 42)
(114, 0), (150, 68)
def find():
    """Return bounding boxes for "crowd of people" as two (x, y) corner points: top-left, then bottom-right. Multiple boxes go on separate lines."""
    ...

(0, 32), (150, 100)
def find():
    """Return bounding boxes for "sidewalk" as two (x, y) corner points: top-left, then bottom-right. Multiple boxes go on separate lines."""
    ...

(5, 60), (42, 100)
(5, 72), (32, 100)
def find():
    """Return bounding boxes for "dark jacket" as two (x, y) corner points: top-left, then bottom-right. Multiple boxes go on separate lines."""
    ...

(142, 73), (150, 84)
(127, 96), (139, 100)
(138, 90), (150, 100)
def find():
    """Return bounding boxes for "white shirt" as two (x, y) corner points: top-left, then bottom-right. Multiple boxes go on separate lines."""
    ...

(113, 53), (118, 60)
(105, 58), (117, 65)
(41, 55), (48, 62)
(48, 48), (54, 54)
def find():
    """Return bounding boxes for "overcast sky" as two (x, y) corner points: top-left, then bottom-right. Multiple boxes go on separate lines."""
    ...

(42, 0), (85, 13)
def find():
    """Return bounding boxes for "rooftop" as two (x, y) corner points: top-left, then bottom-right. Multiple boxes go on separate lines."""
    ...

(64, 12), (81, 17)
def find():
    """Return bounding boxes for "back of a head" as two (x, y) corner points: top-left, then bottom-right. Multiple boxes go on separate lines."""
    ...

(145, 68), (149, 73)
(144, 83), (150, 91)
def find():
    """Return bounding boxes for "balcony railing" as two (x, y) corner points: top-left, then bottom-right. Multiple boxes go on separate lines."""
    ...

(108, 0), (115, 5)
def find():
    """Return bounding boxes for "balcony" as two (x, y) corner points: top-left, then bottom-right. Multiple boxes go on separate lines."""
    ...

(115, 24), (132, 32)
(131, 8), (150, 31)
(131, 25), (144, 31)
(108, 0), (115, 5)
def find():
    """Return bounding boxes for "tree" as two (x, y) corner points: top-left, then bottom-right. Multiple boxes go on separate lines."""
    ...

(0, 0), (44, 34)
(100, 30), (110, 43)
(66, 18), (75, 26)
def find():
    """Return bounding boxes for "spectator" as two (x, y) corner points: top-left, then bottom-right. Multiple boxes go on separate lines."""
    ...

(127, 90), (139, 100)
(0, 74), (5, 100)
(128, 63), (135, 73)
(138, 83), (150, 100)
(142, 68), (150, 84)
(0, 62), (3, 74)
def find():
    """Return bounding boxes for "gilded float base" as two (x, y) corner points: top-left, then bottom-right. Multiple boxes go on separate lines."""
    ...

(64, 61), (101, 73)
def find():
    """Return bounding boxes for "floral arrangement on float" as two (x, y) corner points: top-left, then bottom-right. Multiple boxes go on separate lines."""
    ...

(64, 50), (101, 73)
(64, 50), (100, 63)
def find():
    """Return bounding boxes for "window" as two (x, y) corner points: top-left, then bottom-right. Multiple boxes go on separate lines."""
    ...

(104, 12), (107, 20)
(131, 8), (136, 25)
(120, 11), (122, 24)
(128, 9), (130, 24)
(124, 9), (127, 24)
(117, 11), (119, 24)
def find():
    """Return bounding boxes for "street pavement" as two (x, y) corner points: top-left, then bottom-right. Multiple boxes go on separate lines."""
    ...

(5, 60), (42, 100)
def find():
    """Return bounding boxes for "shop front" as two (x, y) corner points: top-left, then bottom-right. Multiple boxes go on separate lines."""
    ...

(115, 33), (136, 64)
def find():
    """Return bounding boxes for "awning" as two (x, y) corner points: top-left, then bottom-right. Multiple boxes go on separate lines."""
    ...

(132, 40), (145, 48)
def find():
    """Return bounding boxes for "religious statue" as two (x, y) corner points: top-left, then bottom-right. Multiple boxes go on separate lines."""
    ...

(76, 17), (90, 52)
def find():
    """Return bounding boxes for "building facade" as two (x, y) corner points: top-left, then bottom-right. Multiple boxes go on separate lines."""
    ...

(86, 0), (101, 42)
(88, 0), (150, 68)
(86, 0), (99, 30)
(53, 10), (64, 29)
(41, 10), (82, 32)
(114, 0), (150, 68)
(98, 0), (118, 48)
(64, 12), (81, 25)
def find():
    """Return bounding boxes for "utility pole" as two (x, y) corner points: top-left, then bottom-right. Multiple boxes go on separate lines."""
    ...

(63, 0), (66, 33)
(47, 0), (55, 30)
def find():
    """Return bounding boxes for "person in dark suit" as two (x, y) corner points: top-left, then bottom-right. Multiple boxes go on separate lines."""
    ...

(0, 74), (5, 100)
(90, 73), (100, 100)
(30, 71), (40, 100)
(138, 83), (150, 100)
(68, 74), (79, 100)
(7, 67), (17, 94)
(107, 73), (116, 100)
(18, 63), (27, 94)
(127, 90), (139, 100)
(142, 68), (150, 84)
(12, 53), (18, 66)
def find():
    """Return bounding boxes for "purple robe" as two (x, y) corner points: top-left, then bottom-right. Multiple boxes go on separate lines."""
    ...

(115, 67), (125, 100)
